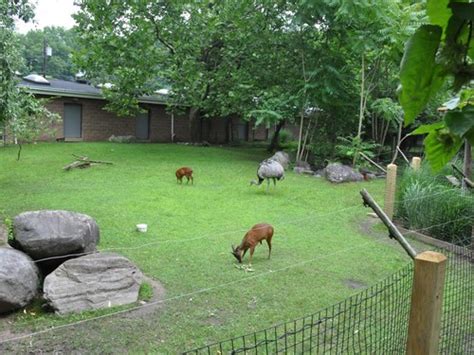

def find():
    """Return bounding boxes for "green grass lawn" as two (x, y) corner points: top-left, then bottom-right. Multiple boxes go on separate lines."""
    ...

(0, 142), (412, 353)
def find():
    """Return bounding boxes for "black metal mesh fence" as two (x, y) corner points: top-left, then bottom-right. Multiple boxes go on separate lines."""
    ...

(183, 244), (473, 354)
(438, 244), (473, 354)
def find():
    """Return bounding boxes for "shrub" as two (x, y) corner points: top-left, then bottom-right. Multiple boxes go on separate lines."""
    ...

(396, 166), (474, 246)
(2, 217), (14, 243)
(335, 135), (379, 167)
(276, 129), (294, 144)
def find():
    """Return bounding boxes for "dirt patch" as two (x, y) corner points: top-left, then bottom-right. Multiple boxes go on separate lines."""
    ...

(344, 279), (368, 289)
(0, 275), (166, 351)
(358, 216), (385, 239)
(204, 315), (223, 326)
(124, 275), (166, 319)
(0, 312), (31, 351)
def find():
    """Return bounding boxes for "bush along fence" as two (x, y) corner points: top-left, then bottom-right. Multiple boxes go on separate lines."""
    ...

(184, 159), (473, 354)
(390, 158), (474, 248)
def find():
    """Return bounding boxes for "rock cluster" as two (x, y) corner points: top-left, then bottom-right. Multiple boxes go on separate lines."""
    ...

(0, 210), (143, 315)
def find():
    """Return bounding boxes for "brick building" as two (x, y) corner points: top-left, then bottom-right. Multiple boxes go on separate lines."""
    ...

(18, 75), (272, 144)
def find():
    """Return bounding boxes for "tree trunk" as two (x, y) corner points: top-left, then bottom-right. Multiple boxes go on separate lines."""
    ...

(390, 119), (403, 164)
(300, 116), (314, 161)
(303, 119), (317, 162)
(267, 120), (285, 152)
(296, 110), (305, 161)
(188, 107), (201, 142)
(356, 54), (365, 139)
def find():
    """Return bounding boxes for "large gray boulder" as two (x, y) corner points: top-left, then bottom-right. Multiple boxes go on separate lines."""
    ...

(0, 248), (39, 314)
(324, 163), (364, 183)
(270, 151), (290, 170)
(293, 160), (313, 174)
(0, 223), (7, 246)
(43, 253), (143, 314)
(13, 210), (100, 261)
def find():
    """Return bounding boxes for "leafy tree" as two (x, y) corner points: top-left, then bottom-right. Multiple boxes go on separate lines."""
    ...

(1, 0), (34, 124)
(74, 1), (290, 136)
(0, 0), (58, 158)
(18, 27), (78, 79)
(73, 0), (420, 155)
(295, 0), (422, 163)
(399, 0), (474, 171)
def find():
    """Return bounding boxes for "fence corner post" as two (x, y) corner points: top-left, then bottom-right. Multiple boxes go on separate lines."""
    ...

(384, 163), (397, 220)
(406, 251), (447, 355)
(411, 157), (421, 170)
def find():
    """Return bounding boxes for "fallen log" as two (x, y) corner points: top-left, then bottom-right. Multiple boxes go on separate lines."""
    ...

(64, 155), (113, 171)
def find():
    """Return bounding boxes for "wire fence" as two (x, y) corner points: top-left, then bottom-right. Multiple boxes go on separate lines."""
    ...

(183, 241), (473, 354)
(438, 243), (474, 354)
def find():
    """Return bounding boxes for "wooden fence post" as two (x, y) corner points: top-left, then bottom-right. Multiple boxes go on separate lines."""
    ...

(411, 157), (421, 171)
(384, 163), (397, 220)
(406, 251), (447, 355)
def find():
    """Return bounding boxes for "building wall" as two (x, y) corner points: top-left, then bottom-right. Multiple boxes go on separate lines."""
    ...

(38, 95), (293, 144)
(40, 96), (192, 143)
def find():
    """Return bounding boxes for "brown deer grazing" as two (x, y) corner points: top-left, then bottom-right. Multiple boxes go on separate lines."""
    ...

(176, 167), (193, 184)
(231, 223), (274, 264)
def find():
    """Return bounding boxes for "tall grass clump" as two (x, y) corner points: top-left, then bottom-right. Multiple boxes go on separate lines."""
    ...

(396, 165), (474, 246)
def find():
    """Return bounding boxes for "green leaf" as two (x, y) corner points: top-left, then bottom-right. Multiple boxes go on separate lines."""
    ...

(410, 122), (445, 135)
(399, 25), (444, 126)
(444, 105), (474, 137)
(465, 127), (474, 144)
(423, 126), (463, 171)
(427, 0), (451, 33)
(449, 2), (474, 21)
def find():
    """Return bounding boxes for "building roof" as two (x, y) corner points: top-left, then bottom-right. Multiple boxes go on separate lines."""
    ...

(19, 76), (167, 105)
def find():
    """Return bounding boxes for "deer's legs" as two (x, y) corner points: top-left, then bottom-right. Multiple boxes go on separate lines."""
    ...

(266, 239), (272, 259)
(249, 247), (255, 265)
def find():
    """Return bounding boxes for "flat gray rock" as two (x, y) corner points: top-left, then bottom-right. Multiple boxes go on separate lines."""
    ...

(43, 253), (143, 314)
(0, 248), (39, 314)
(13, 210), (99, 261)
(325, 163), (364, 183)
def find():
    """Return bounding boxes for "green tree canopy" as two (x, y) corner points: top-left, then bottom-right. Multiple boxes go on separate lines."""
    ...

(1, 0), (58, 157)
(73, 0), (419, 148)
(18, 26), (78, 80)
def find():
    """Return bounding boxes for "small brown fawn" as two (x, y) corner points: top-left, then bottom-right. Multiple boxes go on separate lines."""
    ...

(176, 167), (193, 184)
(231, 223), (274, 264)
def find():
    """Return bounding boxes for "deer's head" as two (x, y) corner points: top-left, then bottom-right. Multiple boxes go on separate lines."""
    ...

(231, 245), (242, 263)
